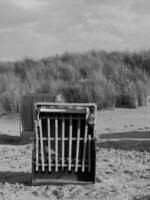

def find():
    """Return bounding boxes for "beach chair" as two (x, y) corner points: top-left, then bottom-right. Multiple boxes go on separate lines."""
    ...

(32, 102), (97, 185)
(20, 93), (55, 143)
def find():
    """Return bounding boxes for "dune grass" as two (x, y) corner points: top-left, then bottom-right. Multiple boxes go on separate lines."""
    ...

(0, 50), (150, 113)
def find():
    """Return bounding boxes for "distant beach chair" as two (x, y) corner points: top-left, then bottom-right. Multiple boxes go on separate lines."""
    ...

(20, 93), (55, 143)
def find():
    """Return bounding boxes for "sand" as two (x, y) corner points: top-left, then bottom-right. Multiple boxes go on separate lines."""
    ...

(0, 107), (150, 200)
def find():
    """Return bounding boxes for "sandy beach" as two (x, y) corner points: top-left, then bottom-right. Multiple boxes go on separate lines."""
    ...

(0, 107), (150, 200)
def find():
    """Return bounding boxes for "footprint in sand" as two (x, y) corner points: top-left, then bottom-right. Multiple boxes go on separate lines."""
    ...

(138, 128), (144, 130)
(129, 124), (134, 127)
(144, 126), (150, 130)
(96, 176), (101, 183)
(105, 128), (112, 132)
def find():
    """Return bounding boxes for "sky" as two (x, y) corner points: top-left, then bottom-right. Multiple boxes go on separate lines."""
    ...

(0, 0), (150, 61)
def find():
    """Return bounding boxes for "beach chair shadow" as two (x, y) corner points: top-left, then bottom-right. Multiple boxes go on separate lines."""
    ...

(97, 131), (150, 152)
(0, 171), (31, 185)
(134, 195), (150, 200)
(0, 134), (20, 145)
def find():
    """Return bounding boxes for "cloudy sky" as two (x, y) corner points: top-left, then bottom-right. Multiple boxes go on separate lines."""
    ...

(0, 0), (150, 60)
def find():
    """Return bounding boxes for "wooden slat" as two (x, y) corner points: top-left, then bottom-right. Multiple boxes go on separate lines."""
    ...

(34, 162), (89, 167)
(35, 102), (96, 107)
(82, 123), (88, 172)
(88, 135), (91, 172)
(35, 120), (39, 172)
(47, 118), (51, 172)
(75, 118), (81, 172)
(68, 116), (72, 171)
(39, 108), (86, 114)
(55, 117), (58, 171)
(41, 116), (85, 120)
(37, 137), (85, 141)
(62, 117), (65, 169)
(39, 119), (45, 171)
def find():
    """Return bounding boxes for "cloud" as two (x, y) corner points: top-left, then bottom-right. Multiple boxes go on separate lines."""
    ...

(130, 0), (150, 15)
(11, 0), (48, 11)
(0, 0), (150, 60)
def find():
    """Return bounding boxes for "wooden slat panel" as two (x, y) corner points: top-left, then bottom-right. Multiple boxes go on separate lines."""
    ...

(62, 117), (65, 169)
(82, 123), (88, 172)
(39, 119), (45, 171)
(55, 117), (58, 172)
(68, 116), (72, 171)
(47, 118), (51, 172)
(88, 135), (91, 172)
(35, 120), (39, 172)
(75, 118), (81, 172)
